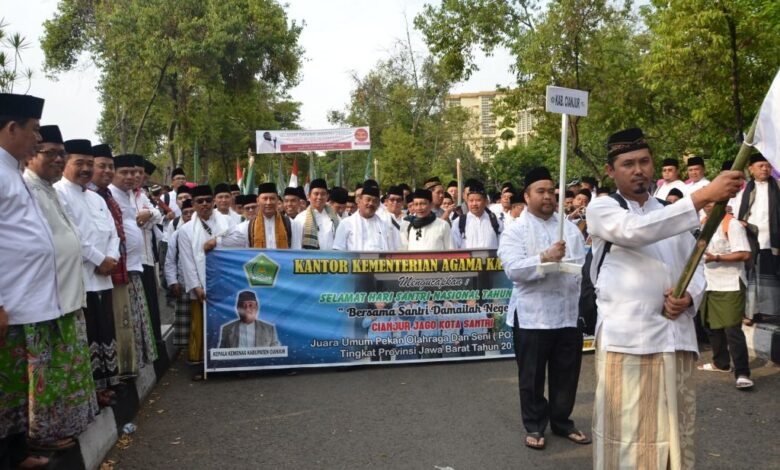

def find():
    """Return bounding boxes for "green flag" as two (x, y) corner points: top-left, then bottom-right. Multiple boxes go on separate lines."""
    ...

(243, 157), (256, 195)
(364, 150), (372, 181)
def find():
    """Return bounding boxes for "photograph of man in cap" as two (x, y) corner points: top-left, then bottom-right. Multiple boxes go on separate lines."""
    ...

(587, 127), (743, 469)
(218, 291), (280, 349)
(654, 157), (689, 200)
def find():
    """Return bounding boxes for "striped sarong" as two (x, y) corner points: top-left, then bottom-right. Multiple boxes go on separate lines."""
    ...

(173, 291), (192, 347)
(593, 347), (696, 470)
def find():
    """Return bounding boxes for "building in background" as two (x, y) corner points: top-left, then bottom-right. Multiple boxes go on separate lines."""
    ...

(446, 91), (537, 161)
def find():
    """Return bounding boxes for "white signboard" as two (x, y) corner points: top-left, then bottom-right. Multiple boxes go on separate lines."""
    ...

(545, 86), (589, 117)
(255, 127), (371, 154)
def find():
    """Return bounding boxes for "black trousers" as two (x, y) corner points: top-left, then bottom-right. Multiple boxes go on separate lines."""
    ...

(141, 264), (162, 343)
(511, 321), (583, 435)
(706, 324), (751, 378)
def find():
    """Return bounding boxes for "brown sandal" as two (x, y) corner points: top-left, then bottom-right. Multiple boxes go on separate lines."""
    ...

(525, 432), (546, 450)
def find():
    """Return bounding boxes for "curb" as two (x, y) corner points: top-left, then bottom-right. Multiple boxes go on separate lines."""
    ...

(48, 325), (178, 470)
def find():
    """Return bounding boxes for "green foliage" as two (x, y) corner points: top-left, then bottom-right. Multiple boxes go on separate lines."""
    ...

(417, 0), (780, 183)
(0, 19), (34, 93)
(330, 38), (474, 188)
(41, 0), (303, 183)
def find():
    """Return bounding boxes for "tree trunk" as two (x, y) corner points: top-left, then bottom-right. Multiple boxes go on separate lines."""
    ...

(725, 13), (744, 143)
(131, 56), (171, 153)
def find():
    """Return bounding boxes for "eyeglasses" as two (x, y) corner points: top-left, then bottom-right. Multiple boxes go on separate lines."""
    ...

(37, 149), (66, 159)
(193, 197), (213, 205)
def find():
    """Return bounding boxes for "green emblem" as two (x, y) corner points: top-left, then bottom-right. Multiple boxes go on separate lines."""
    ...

(244, 254), (280, 287)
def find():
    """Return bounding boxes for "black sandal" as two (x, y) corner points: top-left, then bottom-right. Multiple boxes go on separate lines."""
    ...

(558, 429), (591, 445)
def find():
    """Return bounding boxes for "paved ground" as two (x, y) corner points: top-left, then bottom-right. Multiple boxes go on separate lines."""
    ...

(105, 349), (779, 470)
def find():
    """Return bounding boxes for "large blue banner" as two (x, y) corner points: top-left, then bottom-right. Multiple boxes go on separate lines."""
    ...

(204, 249), (517, 372)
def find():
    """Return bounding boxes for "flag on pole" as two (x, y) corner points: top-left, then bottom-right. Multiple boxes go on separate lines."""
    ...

(753, 68), (780, 168)
(242, 151), (256, 195)
(289, 157), (299, 188)
(364, 150), (373, 180)
(236, 158), (243, 191)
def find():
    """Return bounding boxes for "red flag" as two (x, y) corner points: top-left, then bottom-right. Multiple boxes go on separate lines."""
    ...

(289, 157), (299, 187)
(236, 158), (243, 189)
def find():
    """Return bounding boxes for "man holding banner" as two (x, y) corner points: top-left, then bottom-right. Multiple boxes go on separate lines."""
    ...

(588, 128), (744, 469)
(212, 182), (292, 249)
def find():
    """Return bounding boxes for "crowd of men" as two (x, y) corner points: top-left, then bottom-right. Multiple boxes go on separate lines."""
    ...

(1, 91), (775, 470)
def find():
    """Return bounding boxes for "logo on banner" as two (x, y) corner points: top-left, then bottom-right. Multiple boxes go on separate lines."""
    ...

(243, 254), (280, 287)
(354, 128), (369, 142)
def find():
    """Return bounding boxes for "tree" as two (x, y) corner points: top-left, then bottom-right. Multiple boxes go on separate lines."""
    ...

(641, 0), (780, 172)
(41, 0), (304, 182)
(329, 30), (473, 188)
(0, 19), (33, 93)
(416, 0), (648, 179)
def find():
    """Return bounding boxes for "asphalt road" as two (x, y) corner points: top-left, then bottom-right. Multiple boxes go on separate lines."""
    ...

(106, 351), (780, 469)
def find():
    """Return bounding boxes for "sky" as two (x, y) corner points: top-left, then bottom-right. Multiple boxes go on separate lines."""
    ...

(0, 0), (515, 143)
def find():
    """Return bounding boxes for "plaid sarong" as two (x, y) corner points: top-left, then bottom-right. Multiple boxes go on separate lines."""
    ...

(173, 291), (192, 348)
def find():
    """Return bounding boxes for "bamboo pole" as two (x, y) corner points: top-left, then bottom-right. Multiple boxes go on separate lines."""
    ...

(665, 115), (758, 316)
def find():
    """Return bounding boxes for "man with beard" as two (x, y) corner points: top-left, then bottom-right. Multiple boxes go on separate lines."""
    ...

(292, 178), (340, 250)
(333, 182), (399, 251)
(218, 291), (280, 348)
(177, 185), (231, 369)
(209, 183), (292, 249)
(587, 128), (743, 469)
(55, 138), (121, 406)
(497, 167), (587, 451)
(24, 129), (99, 450)
(400, 188), (452, 251)
(109, 155), (159, 372)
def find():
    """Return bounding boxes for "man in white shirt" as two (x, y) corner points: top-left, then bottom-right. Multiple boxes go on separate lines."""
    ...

(734, 154), (780, 323)
(0, 98), (77, 469)
(697, 202), (753, 389)
(24, 127), (100, 447)
(177, 185), (231, 367)
(685, 156), (709, 195)
(165, 167), (187, 217)
(400, 189), (452, 251)
(212, 182), (292, 249)
(333, 183), (399, 251)
(165, 198), (195, 350)
(488, 182), (515, 223)
(422, 177), (446, 217)
(328, 186), (349, 219)
(588, 127), (743, 470)
(381, 185), (405, 230)
(451, 180), (503, 249)
(292, 178), (340, 250)
(282, 186), (302, 220)
(497, 167), (588, 450)
(654, 157), (688, 200)
(110, 155), (158, 370)
(214, 182), (242, 226)
(55, 137), (121, 403)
